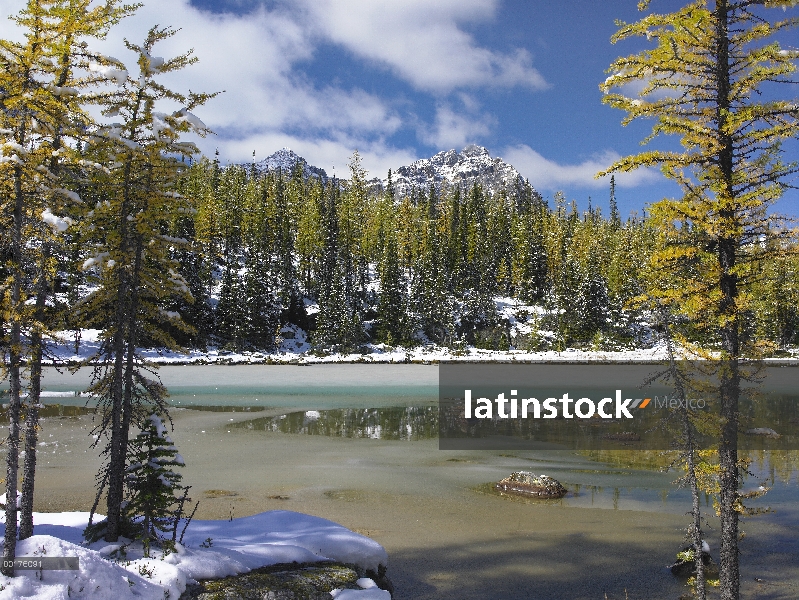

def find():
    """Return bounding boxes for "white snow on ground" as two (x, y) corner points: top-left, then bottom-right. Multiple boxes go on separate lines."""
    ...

(42, 328), (683, 365)
(0, 511), (389, 600)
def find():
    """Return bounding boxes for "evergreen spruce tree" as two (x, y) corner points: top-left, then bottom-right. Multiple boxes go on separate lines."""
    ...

(753, 249), (799, 349)
(339, 152), (368, 325)
(410, 242), (453, 346)
(573, 258), (610, 342)
(295, 176), (324, 299)
(512, 203), (549, 304)
(165, 213), (213, 349)
(216, 263), (244, 350)
(274, 171), (305, 328)
(314, 180), (364, 352)
(124, 413), (186, 555)
(315, 263), (356, 352)
(488, 192), (514, 296)
(375, 231), (406, 345)
(608, 174), (620, 227)
(242, 247), (280, 350)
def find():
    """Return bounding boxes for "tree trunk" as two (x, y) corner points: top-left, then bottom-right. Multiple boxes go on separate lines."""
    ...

(104, 218), (133, 541)
(713, 2), (740, 598)
(718, 356), (740, 600)
(104, 293), (128, 542)
(19, 339), (41, 541)
(3, 163), (25, 577)
(3, 338), (22, 578)
(662, 306), (706, 600)
(19, 244), (51, 540)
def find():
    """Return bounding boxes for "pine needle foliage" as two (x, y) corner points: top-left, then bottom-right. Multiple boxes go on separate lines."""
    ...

(124, 413), (186, 555)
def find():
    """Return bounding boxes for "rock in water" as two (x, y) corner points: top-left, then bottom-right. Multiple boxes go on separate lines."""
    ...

(669, 545), (719, 579)
(495, 472), (567, 499)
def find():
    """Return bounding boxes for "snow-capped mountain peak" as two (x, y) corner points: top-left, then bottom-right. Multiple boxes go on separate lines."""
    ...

(251, 146), (538, 201)
(255, 148), (328, 182)
(385, 145), (534, 199)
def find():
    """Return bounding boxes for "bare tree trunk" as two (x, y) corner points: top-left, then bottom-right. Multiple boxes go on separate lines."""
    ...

(3, 339), (22, 578)
(104, 224), (143, 542)
(718, 357), (740, 600)
(3, 163), (25, 577)
(104, 284), (130, 542)
(686, 433), (707, 599)
(18, 342), (41, 541)
(19, 244), (50, 540)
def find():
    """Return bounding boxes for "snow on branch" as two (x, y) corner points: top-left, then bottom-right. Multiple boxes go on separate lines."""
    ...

(82, 252), (110, 270)
(159, 235), (189, 245)
(173, 109), (208, 134)
(46, 84), (79, 97)
(88, 62), (128, 87)
(2, 141), (28, 155)
(41, 208), (73, 232)
(97, 125), (141, 150)
(53, 188), (83, 203)
(0, 154), (23, 165)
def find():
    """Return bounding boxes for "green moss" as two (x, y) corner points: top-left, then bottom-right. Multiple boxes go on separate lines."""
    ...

(183, 562), (364, 600)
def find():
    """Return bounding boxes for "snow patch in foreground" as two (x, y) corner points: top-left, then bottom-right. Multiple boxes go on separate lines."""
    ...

(0, 510), (389, 600)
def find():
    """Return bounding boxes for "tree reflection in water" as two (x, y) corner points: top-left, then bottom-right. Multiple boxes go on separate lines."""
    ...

(230, 406), (439, 440)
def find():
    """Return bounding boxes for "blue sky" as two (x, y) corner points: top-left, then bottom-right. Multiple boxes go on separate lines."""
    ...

(3, 0), (797, 217)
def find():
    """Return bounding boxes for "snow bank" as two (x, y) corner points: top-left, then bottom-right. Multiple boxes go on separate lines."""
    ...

(0, 534), (170, 600)
(0, 510), (388, 600)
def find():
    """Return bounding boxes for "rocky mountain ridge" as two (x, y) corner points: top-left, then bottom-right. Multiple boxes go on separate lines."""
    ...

(255, 148), (329, 182)
(382, 144), (532, 199)
(258, 145), (537, 199)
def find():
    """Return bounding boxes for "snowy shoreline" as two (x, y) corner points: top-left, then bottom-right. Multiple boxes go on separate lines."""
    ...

(33, 328), (799, 367)
(0, 511), (391, 600)
(40, 352), (799, 367)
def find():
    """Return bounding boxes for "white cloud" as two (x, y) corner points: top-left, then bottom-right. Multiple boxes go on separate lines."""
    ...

(89, 0), (400, 135)
(0, 0), (563, 184)
(2, 0), (406, 171)
(294, 0), (549, 94)
(501, 145), (663, 191)
(418, 103), (495, 149)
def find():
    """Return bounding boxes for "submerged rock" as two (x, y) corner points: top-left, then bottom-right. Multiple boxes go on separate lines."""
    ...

(746, 427), (780, 438)
(495, 472), (567, 499)
(603, 431), (641, 442)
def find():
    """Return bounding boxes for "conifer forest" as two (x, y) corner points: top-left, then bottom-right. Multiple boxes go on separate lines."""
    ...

(63, 154), (799, 357)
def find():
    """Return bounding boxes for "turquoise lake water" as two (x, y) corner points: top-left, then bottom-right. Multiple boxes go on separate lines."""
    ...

(13, 364), (798, 514)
